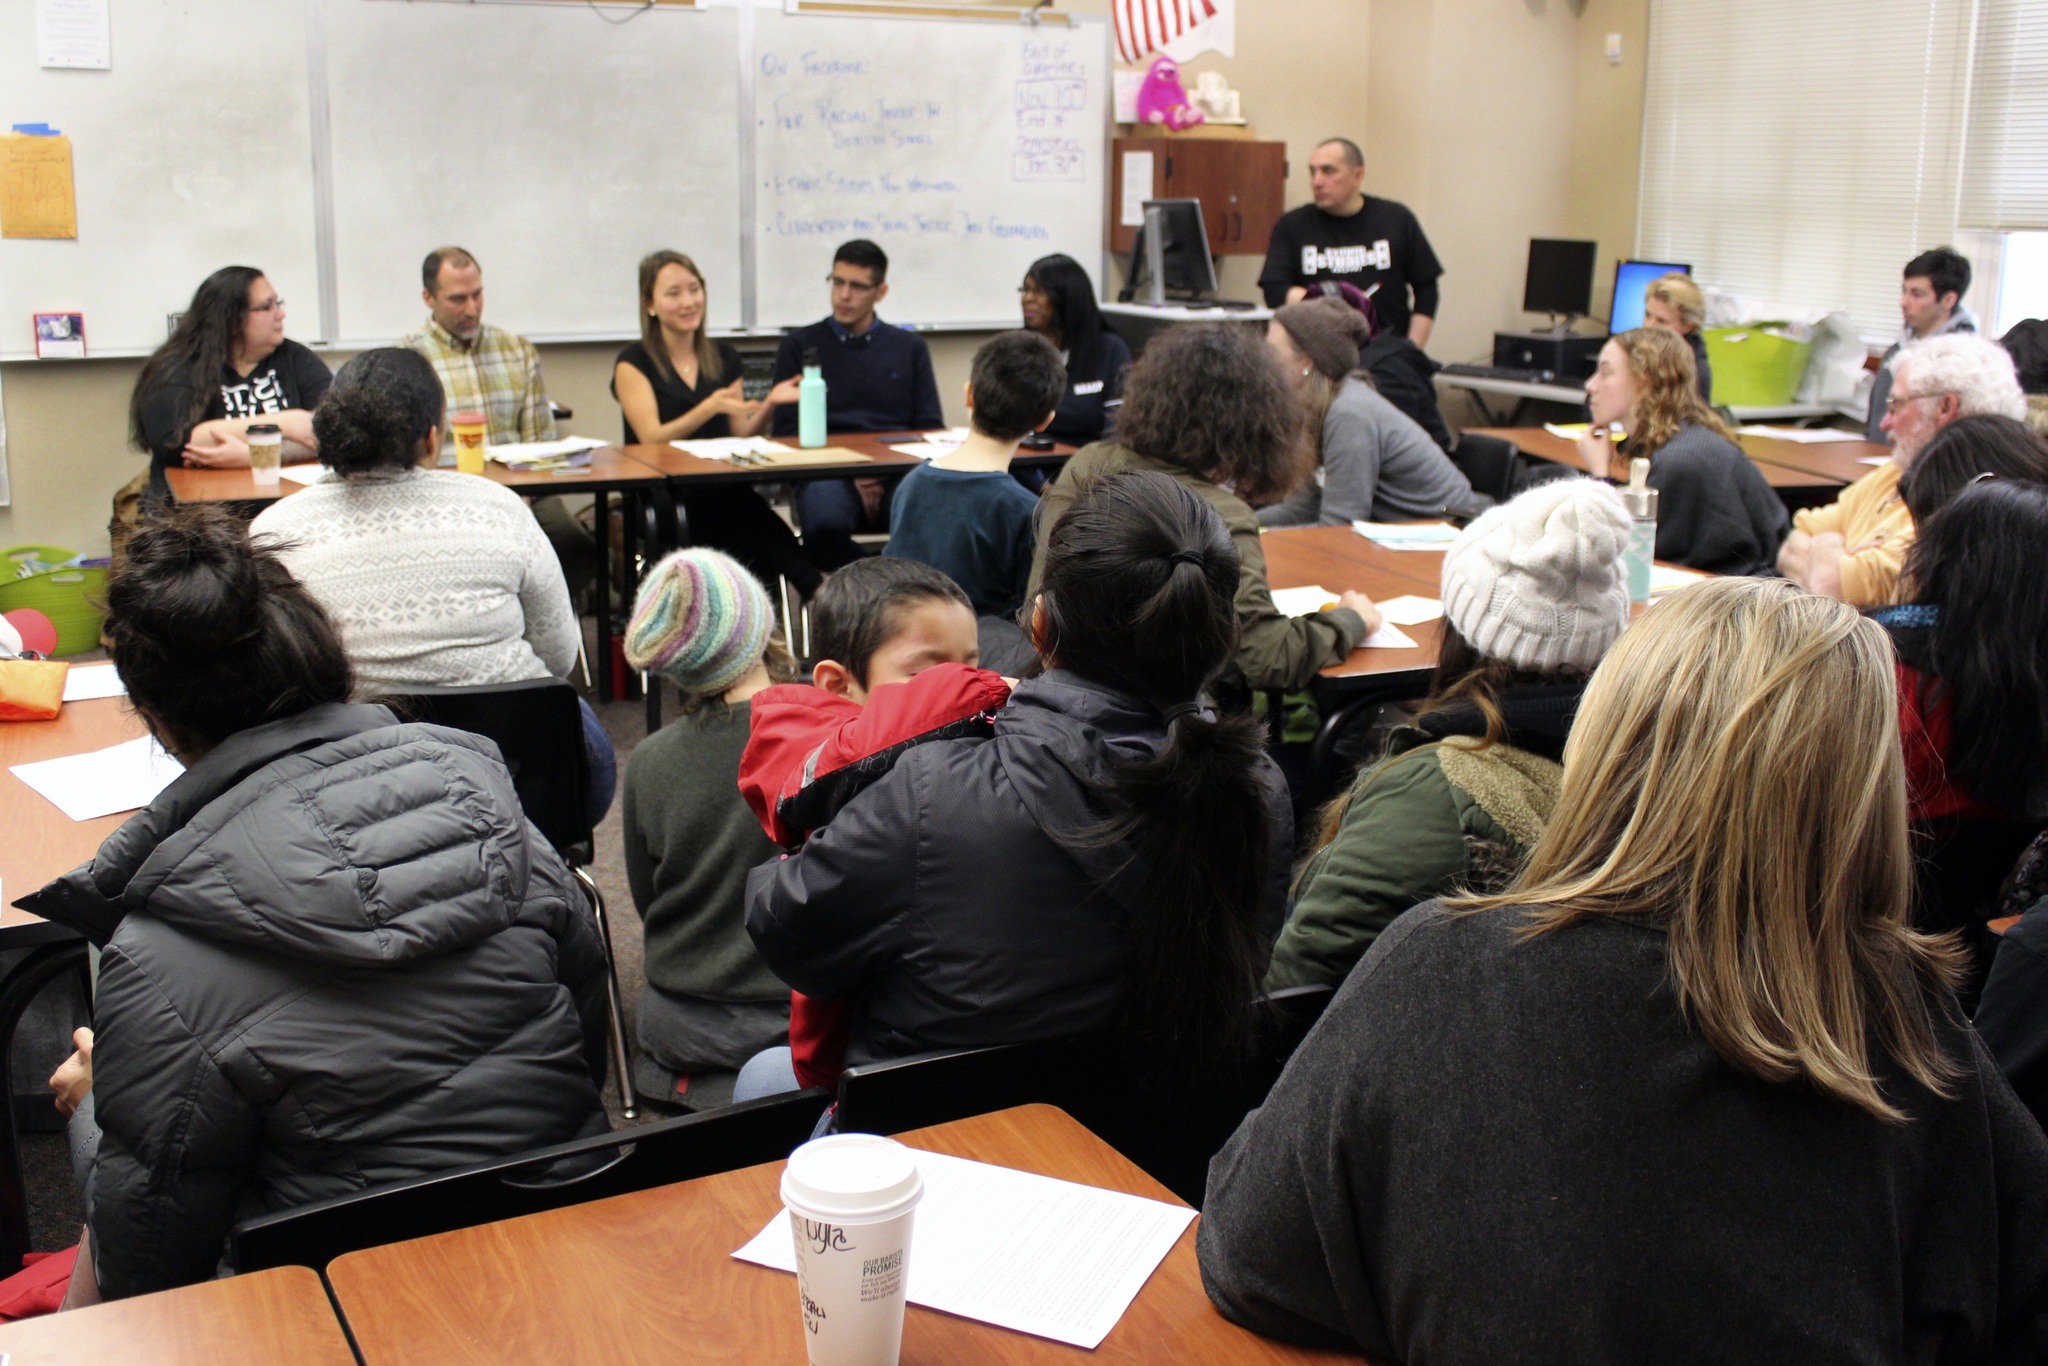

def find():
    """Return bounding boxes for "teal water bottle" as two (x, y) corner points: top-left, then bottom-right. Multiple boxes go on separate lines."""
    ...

(1623, 456), (1658, 604)
(798, 349), (827, 449)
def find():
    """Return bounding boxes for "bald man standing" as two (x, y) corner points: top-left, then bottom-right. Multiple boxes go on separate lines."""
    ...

(1258, 137), (1442, 348)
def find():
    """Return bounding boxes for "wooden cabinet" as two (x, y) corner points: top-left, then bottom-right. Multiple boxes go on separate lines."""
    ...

(1110, 136), (1286, 257)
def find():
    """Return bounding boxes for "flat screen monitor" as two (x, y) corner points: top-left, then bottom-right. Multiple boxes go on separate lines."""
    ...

(1523, 239), (1598, 318)
(1123, 199), (1218, 300)
(1611, 259), (1691, 333)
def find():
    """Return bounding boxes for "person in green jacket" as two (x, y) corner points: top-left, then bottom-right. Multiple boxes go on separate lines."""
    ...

(621, 548), (797, 1110)
(1028, 323), (1382, 695)
(1266, 477), (1632, 990)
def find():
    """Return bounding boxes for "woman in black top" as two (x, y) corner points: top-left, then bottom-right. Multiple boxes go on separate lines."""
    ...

(128, 266), (332, 501)
(1020, 254), (1131, 448)
(613, 251), (822, 597)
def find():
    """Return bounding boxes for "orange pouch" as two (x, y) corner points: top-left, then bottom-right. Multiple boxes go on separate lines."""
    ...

(0, 660), (68, 721)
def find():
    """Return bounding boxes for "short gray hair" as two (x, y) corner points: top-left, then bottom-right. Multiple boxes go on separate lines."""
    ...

(1897, 333), (2026, 421)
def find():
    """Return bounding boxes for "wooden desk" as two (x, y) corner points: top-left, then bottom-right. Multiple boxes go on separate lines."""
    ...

(166, 451), (671, 700)
(1472, 426), (1843, 494)
(621, 430), (1075, 486)
(1733, 434), (1890, 485)
(1262, 526), (1444, 685)
(0, 1265), (356, 1365)
(326, 1104), (1356, 1364)
(0, 696), (145, 930)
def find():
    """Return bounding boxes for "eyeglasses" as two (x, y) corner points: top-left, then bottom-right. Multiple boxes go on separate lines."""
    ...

(1884, 389), (1948, 414)
(826, 275), (881, 294)
(247, 297), (285, 314)
(1018, 281), (1048, 298)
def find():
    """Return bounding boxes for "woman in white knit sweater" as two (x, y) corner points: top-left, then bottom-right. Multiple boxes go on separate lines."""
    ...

(251, 347), (612, 817)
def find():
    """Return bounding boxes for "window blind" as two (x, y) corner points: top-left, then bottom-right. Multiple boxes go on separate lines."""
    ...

(1638, 0), (1976, 339)
(1959, 0), (2048, 232)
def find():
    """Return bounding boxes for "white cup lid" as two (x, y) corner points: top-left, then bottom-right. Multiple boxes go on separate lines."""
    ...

(781, 1134), (923, 1221)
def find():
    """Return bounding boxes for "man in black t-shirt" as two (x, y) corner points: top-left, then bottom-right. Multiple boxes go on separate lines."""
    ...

(1258, 138), (1442, 348)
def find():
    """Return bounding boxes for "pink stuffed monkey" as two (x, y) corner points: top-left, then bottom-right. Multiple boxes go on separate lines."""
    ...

(1136, 56), (1205, 131)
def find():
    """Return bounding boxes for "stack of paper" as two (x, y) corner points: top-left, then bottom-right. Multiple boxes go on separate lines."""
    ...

(672, 435), (798, 462)
(733, 1150), (1194, 1350)
(1737, 425), (1863, 443)
(485, 436), (607, 469)
(1351, 521), (1463, 551)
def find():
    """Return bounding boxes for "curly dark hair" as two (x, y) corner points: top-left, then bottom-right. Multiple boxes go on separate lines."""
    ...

(1111, 323), (1309, 505)
(312, 348), (447, 475)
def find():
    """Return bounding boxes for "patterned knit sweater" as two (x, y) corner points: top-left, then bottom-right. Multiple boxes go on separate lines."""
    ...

(250, 468), (579, 690)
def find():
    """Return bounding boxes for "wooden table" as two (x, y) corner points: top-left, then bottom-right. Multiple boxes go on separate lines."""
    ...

(621, 429), (1075, 486)
(1471, 425), (1844, 496)
(1731, 432), (1891, 485)
(326, 1104), (1358, 1364)
(0, 1265), (356, 1365)
(0, 695), (143, 931)
(165, 450), (671, 700)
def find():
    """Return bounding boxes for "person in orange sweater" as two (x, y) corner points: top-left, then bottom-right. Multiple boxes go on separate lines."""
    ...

(734, 556), (1005, 1096)
(1778, 332), (2024, 606)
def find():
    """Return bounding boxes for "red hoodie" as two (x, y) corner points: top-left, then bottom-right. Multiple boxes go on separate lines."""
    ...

(740, 662), (1012, 1088)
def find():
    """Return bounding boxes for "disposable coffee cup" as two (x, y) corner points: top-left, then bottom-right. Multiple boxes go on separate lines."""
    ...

(246, 423), (283, 484)
(449, 410), (488, 475)
(780, 1134), (923, 1366)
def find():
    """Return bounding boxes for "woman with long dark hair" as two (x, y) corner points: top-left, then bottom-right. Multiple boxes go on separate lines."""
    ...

(1018, 253), (1132, 447)
(747, 471), (1291, 1083)
(611, 250), (823, 597)
(129, 266), (331, 501)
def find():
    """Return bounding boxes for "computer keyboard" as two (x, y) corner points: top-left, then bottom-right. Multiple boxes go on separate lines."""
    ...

(1439, 362), (1558, 385)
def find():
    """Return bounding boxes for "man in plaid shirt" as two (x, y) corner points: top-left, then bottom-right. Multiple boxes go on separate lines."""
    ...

(404, 246), (594, 605)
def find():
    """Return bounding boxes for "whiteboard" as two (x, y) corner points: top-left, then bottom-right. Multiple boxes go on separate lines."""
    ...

(0, 0), (322, 359)
(321, 0), (744, 345)
(750, 8), (1108, 330)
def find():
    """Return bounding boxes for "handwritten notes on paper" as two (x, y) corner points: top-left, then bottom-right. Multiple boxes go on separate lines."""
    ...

(0, 134), (78, 239)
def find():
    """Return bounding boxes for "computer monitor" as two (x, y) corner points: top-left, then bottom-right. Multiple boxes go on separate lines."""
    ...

(1121, 199), (1219, 301)
(1610, 259), (1691, 333)
(1523, 239), (1598, 320)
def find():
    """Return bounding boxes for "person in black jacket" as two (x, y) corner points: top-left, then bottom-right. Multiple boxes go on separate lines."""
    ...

(1018, 253), (1131, 448)
(746, 471), (1292, 1081)
(1201, 578), (2048, 1362)
(27, 508), (609, 1301)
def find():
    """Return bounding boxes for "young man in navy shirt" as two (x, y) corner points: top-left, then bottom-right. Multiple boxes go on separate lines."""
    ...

(772, 240), (944, 569)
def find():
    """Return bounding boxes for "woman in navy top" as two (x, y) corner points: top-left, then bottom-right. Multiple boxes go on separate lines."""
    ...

(1020, 254), (1132, 448)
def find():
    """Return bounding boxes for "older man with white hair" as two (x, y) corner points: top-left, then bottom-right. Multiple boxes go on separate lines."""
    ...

(1779, 332), (2026, 605)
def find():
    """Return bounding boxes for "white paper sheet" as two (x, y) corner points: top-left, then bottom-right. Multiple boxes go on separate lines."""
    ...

(1373, 594), (1444, 625)
(887, 428), (971, 445)
(10, 736), (182, 822)
(1736, 425), (1865, 443)
(485, 436), (607, 463)
(733, 1150), (1193, 1350)
(671, 436), (797, 461)
(37, 0), (110, 69)
(1269, 585), (1336, 617)
(1858, 455), (1890, 466)
(1119, 151), (1155, 228)
(1649, 563), (1708, 596)
(278, 463), (331, 486)
(1358, 621), (1419, 649)
(58, 663), (125, 702)
(1350, 521), (1463, 550)
(891, 442), (962, 461)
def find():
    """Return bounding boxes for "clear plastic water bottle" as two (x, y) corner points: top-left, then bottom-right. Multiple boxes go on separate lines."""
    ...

(1623, 456), (1658, 603)
(798, 348), (827, 449)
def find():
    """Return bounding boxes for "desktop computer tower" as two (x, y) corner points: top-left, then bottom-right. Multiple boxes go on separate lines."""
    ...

(1492, 331), (1605, 382)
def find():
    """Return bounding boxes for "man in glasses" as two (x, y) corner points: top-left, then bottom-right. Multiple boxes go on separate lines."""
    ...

(1866, 247), (1979, 443)
(1781, 332), (2025, 605)
(770, 239), (944, 569)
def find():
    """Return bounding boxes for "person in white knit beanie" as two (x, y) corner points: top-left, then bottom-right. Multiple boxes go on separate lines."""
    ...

(1266, 477), (1633, 991)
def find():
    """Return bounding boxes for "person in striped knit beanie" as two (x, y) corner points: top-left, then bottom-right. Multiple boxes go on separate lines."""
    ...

(618, 548), (798, 1110)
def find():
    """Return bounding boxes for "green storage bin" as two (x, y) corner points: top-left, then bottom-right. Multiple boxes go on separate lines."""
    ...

(1702, 325), (1813, 407)
(0, 545), (110, 657)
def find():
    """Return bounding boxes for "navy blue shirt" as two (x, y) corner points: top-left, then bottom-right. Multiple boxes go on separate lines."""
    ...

(1045, 330), (1133, 448)
(885, 463), (1039, 618)
(770, 316), (943, 436)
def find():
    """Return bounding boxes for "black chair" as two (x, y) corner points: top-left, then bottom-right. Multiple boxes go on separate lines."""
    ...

(378, 678), (636, 1119)
(831, 984), (1336, 1206)
(1450, 432), (1519, 505)
(229, 1088), (830, 1273)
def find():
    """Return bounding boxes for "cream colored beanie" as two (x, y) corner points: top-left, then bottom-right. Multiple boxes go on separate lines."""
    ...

(1439, 478), (1632, 672)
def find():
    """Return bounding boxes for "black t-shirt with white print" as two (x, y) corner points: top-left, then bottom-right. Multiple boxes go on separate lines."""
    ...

(137, 339), (332, 497)
(1258, 198), (1443, 339)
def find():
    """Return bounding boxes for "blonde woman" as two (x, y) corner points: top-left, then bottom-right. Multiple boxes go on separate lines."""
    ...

(1199, 577), (2048, 1361)
(1643, 271), (1712, 402)
(1578, 327), (1787, 573)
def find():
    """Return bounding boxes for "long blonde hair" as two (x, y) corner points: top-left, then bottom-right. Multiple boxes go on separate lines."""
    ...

(1615, 327), (1732, 456)
(1454, 578), (1965, 1122)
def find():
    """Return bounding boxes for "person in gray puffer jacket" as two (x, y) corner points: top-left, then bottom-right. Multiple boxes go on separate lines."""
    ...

(24, 508), (609, 1301)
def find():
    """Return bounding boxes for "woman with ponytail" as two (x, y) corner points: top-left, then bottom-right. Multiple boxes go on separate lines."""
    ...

(24, 508), (608, 1302)
(746, 470), (1291, 1080)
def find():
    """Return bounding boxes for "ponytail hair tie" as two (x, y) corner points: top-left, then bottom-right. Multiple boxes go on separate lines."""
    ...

(1169, 550), (1204, 568)
(1161, 699), (1204, 724)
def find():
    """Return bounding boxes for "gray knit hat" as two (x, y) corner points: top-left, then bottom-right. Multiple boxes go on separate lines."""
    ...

(1439, 478), (1632, 672)
(1274, 295), (1369, 380)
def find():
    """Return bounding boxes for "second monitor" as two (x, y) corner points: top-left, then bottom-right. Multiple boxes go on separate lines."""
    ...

(1610, 259), (1691, 333)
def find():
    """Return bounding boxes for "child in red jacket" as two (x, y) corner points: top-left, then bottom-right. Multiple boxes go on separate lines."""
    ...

(737, 558), (1011, 1093)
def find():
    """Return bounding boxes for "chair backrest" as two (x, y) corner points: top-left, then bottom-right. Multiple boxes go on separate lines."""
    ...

(230, 1088), (831, 1273)
(377, 678), (592, 857)
(832, 984), (1337, 1207)
(1451, 432), (1519, 505)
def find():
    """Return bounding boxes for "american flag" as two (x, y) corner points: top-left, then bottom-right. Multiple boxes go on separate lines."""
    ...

(1114, 0), (1218, 65)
